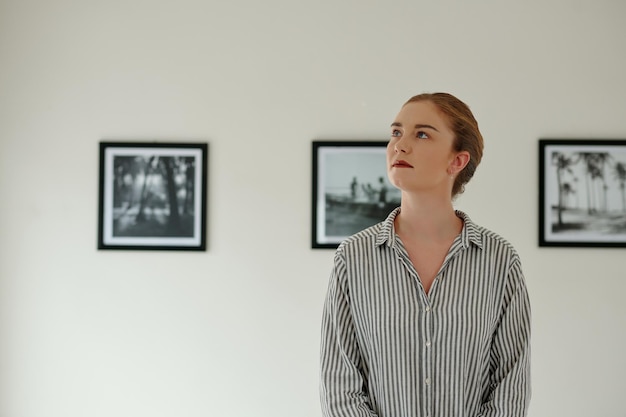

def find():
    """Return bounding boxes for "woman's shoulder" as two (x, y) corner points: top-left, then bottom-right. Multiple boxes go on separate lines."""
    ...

(337, 207), (400, 254)
(457, 211), (520, 259)
(336, 222), (384, 253)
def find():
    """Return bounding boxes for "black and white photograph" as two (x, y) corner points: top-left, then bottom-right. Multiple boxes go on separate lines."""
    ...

(98, 142), (208, 251)
(539, 139), (626, 247)
(311, 141), (401, 249)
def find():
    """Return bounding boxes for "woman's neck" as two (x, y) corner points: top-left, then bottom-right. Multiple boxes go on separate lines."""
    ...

(396, 193), (462, 242)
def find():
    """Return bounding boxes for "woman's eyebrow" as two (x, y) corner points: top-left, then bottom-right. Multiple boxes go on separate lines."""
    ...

(415, 123), (439, 132)
(390, 122), (439, 132)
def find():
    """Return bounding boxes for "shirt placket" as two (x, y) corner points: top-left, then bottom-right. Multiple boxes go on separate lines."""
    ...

(393, 236), (461, 417)
(425, 242), (464, 417)
(421, 293), (434, 417)
(419, 243), (464, 417)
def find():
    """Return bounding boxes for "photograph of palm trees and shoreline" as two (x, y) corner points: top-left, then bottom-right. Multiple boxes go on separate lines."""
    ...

(98, 143), (206, 250)
(540, 140), (626, 247)
(312, 142), (401, 248)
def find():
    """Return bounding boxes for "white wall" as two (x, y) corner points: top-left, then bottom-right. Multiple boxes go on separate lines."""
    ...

(1, 0), (625, 416)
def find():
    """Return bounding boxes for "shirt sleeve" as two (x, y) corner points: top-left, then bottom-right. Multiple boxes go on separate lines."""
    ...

(320, 250), (378, 417)
(478, 257), (532, 417)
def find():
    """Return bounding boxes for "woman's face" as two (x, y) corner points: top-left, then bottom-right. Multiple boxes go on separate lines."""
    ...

(386, 100), (460, 195)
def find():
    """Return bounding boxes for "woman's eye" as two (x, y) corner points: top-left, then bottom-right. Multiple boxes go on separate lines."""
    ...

(391, 130), (401, 137)
(417, 131), (429, 139)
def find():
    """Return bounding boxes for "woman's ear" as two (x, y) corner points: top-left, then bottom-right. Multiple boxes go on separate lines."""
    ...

(449, 151), (470, 175)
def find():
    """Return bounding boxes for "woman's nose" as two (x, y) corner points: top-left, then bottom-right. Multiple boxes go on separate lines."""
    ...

(394, 136), (409, 153)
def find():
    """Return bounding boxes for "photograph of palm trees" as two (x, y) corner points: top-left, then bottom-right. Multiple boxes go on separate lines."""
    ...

(98, 142), (207, 251)
(539, 139), (626, 247)
(311, 141), (401, 249)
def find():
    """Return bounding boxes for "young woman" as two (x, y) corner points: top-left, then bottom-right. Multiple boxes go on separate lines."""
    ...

(320, 93), (531, 417)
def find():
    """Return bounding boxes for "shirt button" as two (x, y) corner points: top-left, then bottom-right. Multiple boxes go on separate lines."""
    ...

(425, 306), (431, 312)
(425, 378), (431, 385)
(425, 341), (431, 347)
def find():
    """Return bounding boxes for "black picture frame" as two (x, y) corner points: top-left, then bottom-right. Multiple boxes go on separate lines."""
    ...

(98, 141), (208, 251)
(539, 138), (626, 248)
(311, 140), (400, 249)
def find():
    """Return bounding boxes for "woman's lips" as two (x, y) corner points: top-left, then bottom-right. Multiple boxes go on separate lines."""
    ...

(392, 160), (413, 168)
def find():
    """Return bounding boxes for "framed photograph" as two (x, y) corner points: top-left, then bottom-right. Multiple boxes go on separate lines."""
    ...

(98, 141), (208, 251)
(539, 138), (626, 247)
(311, 141), (401, 249)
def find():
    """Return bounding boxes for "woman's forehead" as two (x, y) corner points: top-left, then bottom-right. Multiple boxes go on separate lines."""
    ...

(396, 101), (451, 128)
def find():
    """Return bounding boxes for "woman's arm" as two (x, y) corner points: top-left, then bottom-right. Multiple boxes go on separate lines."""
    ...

(320, 251), (378, 417)
(478, 258), (532, 417)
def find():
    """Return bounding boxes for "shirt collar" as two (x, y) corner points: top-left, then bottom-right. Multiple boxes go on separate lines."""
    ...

(375, 207), (483, 250)
(454, 210), (483, 249)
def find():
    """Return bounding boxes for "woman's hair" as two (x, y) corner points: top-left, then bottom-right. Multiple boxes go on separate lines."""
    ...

(404, 92), (484, 197)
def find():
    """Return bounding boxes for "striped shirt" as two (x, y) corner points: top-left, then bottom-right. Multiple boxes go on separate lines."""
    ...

(320, 208), (531, 417)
